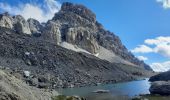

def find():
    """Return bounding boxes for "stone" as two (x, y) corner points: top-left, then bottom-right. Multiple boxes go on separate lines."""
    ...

(149, 71), (170, 82)
(13, 15), (31, 34)
(27, 18), (42, 37)
(43, 21), (61, 44)
(149, 81), (170, 95)
(0, 12), (13, 29)
(23, 71), (30, 77)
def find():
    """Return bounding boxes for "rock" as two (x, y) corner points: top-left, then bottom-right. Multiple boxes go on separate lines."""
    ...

(149, 71), (170, 82)
(13, 15), (31, 34)
(0, 12), (13, 29)
(27, 18), (42, 37)
(38, 76), (48, 83)
(149, 81), (170, 95)
(43, 21), (61, 44)
(0, 69), (58, 100)
(23, 71), (30, 77)
(93, 89), (110, 93)
(64, 27), (99, 54)
(0, 92), (21, 100)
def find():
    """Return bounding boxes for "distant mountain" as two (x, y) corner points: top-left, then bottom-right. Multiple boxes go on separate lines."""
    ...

(0, 2), (153, 88)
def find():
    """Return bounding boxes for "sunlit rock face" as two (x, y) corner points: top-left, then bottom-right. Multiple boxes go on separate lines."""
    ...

(13, 15), (32, 34)
(27, 18), (43, 37)
(0, 12), (13, 29)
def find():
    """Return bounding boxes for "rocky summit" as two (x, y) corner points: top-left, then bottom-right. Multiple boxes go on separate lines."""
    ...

(0, 2), (153, 89)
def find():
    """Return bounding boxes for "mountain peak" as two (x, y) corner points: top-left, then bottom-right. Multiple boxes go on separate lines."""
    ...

(53, 2), (96, 22)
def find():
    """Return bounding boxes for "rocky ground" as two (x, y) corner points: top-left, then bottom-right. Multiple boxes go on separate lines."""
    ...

(0, 68), (58, 100)
(148, 71), (170, 96)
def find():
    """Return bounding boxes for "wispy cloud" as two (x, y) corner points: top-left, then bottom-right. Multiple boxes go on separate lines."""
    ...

(137, 56), (148, 61)
(0, 0), (61, 22)
(131, 45), (153, 53)
(157, 0), (170, 9)
(132, 36), (170, 72)
(132, 36), (170, 58)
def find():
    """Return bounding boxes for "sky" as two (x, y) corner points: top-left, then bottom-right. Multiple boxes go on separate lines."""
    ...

(0, 0), (170, 72)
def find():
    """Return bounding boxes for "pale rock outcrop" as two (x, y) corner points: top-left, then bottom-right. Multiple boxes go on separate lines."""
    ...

(43, 21), (61, 44)
(27, 18), (42, 37)
(65, 27), (99, 54)
(13, 15), (31, 34)
(0, 12), (13, 29)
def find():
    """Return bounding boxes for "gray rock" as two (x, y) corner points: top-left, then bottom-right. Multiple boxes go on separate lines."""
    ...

(0, 12), (13, 29)
(27, 18), (42, 37)
(13, 15), (31, 34)
(43, 21), (61, 44)
(149, 81), (170, 95)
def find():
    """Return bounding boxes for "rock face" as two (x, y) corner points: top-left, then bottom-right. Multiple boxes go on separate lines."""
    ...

(13, 15), (32, 34)
(27, 18), (42, 36)
(149, 81), (170, 95)
(46, 2), (151, 70)
(0, 12), (13, 29)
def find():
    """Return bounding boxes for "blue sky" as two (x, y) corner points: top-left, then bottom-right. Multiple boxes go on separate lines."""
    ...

(0, 0), (170, 72)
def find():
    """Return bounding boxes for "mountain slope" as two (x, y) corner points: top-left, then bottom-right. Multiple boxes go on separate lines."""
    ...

(0, 27), (152, 88)
(44, 2), (152, 70)
(0, 3), (152, 70)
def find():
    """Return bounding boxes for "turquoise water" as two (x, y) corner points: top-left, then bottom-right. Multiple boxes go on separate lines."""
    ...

(57, 78), (151, 98)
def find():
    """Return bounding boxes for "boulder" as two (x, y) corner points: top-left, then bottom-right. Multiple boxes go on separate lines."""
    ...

(43, 21), (61, 44)
(149, 81), (170, 95)
(27, 18), (42, 37)
(0, 12), (13, 29)
(13, 15), (31, 34)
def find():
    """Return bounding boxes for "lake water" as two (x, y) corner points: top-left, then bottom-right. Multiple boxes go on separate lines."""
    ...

(57, 78), (151, 99)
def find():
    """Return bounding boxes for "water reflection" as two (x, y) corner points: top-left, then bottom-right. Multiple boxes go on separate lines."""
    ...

(57, 78), (151, 99)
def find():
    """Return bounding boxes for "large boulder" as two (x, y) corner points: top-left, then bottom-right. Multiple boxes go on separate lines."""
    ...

(13, 15), (31, 34)
(27, 18), (42, 37)
(42, 21), (61, 44)
(0, 12), (13, 29)
(149, 81), (170, 95)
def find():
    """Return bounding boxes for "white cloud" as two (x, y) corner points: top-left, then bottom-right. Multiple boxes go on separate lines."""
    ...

(150, 61), (170, 72)
(137, 56), (148, 61)
(132, 36), (170, 58)
(0, 0), (61, 22)
(131, 45), (153, 53)
(154, 43), (170, 57)
(145, 36), (170, 58)
(157, 0), (170, 9)
(145, 36), (170, 45)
